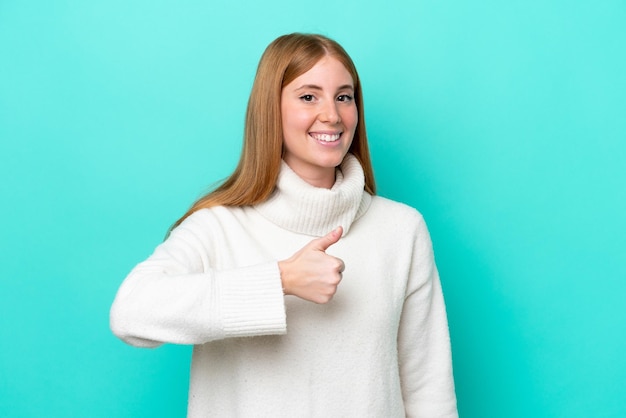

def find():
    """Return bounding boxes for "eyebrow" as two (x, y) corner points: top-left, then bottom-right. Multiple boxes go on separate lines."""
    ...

(294, 84), (354, 92)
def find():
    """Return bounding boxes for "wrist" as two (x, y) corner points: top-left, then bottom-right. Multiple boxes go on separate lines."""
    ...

(278, 260), (291, 295)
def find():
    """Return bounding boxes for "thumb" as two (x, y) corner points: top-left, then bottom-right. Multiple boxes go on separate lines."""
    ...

(310, 226), (343, 252)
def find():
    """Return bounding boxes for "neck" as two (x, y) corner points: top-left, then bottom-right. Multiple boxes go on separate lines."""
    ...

(282, 161), (337, 189)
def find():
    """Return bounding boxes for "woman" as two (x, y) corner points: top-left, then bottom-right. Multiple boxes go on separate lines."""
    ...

(110, 33), (458, 417)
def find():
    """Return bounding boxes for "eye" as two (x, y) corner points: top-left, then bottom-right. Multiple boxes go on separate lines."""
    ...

(337, 94), (354, 102)
(299, 94), (315, 102)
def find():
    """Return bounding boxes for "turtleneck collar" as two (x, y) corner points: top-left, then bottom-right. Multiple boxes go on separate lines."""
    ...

(254, 154), (372, 237)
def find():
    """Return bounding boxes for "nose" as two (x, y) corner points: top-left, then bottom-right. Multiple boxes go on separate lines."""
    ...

(319, 101), (341, 124)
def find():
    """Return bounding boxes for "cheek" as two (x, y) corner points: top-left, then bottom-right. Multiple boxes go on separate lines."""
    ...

(343, 107), (358, 131)
(282, 107), (312, 133)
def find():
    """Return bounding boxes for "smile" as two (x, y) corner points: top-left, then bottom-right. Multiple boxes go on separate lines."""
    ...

(309, 132), (341, 142)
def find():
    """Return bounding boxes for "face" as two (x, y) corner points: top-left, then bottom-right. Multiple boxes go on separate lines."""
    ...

(280, 55), (357, 188)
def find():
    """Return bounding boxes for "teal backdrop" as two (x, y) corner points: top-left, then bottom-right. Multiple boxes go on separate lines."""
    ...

(1, 0), (625, 417)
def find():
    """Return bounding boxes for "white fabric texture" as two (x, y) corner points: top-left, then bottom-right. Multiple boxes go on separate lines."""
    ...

(110, 154), (458, 417)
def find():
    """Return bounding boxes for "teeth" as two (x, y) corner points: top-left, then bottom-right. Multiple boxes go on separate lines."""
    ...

(311, 133), (340, 142)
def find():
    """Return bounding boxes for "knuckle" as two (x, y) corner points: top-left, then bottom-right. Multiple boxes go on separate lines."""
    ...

(331, 259), (343, 271)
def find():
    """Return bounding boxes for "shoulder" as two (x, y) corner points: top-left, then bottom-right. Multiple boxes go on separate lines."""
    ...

(164, 206), (253, 258)
(171, 206), (245, 239)
(367, 196), (436, 265)
(352, 195), (432, 246)
(180, 206), (242, 225)
(368, 195), (426, 228)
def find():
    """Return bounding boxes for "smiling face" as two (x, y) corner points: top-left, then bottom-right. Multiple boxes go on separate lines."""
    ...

(280, 55), (358, 188)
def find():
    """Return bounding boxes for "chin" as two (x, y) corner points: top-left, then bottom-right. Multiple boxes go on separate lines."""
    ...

(321, 154), (348, 168)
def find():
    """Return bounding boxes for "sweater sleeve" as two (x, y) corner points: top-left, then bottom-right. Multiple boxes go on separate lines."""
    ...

(109, 212), (287, 348)
(397, 215), (458, 417)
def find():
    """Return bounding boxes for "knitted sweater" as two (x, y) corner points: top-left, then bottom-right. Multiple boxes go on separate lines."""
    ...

(110, 154), (458, 417)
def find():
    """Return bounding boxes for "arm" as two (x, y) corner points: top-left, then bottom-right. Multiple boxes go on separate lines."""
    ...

(398, 216), (458, 417)
(109, 212), (287, 348)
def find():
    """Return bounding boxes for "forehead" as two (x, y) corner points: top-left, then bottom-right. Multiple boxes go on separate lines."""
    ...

(288, 56), (354, 88)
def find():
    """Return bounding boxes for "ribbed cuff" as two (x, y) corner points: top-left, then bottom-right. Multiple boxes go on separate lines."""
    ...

(219, 261), (287, 337)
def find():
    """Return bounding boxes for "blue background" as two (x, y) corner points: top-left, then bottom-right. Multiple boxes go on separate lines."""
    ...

(1, 0), (625, 416)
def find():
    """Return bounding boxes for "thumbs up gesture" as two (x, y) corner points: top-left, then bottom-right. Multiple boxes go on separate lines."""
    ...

(278, 227), (345, 304)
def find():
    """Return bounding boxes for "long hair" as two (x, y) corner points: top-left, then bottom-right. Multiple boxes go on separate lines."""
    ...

(170, 33), (376, 232)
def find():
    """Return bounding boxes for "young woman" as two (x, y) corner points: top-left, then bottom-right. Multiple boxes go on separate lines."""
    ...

(110, 33), (458, 417)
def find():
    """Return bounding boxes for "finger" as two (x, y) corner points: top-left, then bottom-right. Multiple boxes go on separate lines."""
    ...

(309, 226), (343, 252)
(333, 258), (345, 284)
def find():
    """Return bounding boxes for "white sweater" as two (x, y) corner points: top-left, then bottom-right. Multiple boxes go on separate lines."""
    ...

(110, 155), (458, 417)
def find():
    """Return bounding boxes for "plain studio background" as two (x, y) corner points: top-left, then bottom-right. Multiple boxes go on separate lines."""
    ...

(1, 1), (624, 417)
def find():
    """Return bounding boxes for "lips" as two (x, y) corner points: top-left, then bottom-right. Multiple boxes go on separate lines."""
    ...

(309, 132), (341, 142)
